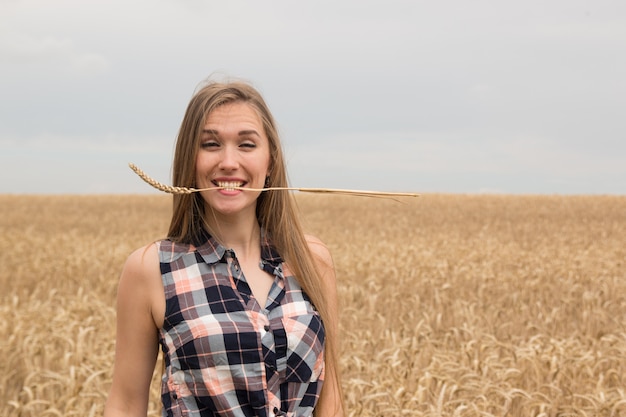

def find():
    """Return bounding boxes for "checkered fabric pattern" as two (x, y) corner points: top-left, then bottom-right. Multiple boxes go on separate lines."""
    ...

(157, 231), (325, 417)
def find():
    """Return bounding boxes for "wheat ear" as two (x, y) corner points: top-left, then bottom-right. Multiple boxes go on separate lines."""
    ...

(129, 163), (419, 199)
(129, 163), (197, 194)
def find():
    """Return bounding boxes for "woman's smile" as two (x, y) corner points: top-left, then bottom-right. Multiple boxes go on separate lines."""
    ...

(214, 180), (245, 191)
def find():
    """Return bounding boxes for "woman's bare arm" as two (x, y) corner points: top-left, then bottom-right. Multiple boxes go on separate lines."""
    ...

(104, 244), (163, 417)
(306, 235), (344, 417)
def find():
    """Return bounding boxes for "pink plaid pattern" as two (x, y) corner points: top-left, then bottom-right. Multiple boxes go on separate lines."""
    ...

(157, 231), (325, 417)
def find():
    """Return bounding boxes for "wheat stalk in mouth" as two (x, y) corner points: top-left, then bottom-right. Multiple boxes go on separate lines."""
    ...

(129, 163), (419, 199)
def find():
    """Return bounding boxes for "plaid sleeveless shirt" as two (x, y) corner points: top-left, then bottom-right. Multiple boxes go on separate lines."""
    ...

(156, 232), (325, 417)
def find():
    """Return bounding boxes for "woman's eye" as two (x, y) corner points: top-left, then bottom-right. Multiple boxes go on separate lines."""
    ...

(240, 142), (256, 149)
(201, 141), (219, 148)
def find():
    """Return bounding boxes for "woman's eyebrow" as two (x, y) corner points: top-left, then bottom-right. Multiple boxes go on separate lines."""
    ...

(238, 129), (261, 137)
(201, 129), (260, 137)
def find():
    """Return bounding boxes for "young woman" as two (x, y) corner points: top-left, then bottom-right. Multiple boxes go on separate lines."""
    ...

(104, 80), (343, 417)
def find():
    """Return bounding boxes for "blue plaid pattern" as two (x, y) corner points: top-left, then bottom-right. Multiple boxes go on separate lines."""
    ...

(157, 231), (325, 417)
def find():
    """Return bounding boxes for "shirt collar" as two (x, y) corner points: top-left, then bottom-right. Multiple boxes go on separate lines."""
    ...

(193, 228), (283, 268)
(194, 230), (226, 265)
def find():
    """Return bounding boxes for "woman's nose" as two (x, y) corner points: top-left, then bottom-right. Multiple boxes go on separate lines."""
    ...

(218, 146), (239, 170)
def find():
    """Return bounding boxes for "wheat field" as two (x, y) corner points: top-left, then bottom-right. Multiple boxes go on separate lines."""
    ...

(1, 193), (625, 417)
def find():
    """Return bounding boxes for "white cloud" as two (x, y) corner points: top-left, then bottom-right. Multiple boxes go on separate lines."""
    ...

(290, 130), (626, 179)
(0, 32), (111, 75)
(0, 131), (170, 154)
(0, 34), (70, 61)
(70, 52), (110, 75)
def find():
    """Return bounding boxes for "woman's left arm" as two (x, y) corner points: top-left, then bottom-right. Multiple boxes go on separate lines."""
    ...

(306, 235), (344, 417)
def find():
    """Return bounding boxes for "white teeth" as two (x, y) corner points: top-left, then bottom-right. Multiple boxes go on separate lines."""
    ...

(217, 181), (244, 190)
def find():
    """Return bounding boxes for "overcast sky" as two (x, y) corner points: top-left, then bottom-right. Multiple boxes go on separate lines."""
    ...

(1, 0), (625, 195)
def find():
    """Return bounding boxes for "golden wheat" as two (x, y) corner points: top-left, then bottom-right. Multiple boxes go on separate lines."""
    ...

(1, 193), (625, 416)
(129, 163), (196, 194)
(129, 163), (420, 199)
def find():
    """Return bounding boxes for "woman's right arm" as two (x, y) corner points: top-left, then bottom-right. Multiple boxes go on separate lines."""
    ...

(104, 244), (163, 417)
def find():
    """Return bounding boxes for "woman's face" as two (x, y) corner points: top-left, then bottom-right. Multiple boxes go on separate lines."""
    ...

(195, 102), (271, 219)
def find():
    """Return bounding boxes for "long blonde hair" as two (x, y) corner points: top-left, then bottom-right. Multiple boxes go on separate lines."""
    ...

(167, 79), (342, 414)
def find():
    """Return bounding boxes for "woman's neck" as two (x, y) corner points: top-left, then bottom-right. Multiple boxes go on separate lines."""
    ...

(204, 210), (261, 259)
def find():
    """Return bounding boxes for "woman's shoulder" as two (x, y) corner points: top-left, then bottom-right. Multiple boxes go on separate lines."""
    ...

(117, 242), (166, 332)
(304, 234), (333, 269)
(122, 243), (160, 280)
(304, 234), (329, 252)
